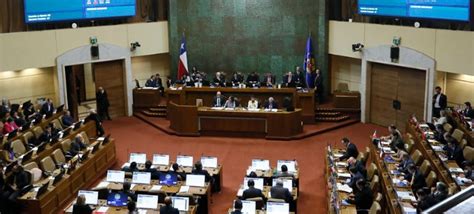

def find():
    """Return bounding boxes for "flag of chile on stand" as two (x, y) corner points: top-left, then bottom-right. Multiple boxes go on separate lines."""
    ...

(177, 34), (189, 80)
(304, 36), (316, 88)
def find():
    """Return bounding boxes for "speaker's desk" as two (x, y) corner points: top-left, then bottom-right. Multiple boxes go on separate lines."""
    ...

(166, 87), (314, 124)
(168, 103), (303, 140)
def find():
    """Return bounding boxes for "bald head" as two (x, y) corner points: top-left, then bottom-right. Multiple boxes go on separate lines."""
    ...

(164, 196), (172, 206)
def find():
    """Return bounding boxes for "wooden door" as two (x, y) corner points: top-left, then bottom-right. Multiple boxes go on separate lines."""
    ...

(369, 63), (426, 130)
(93, 60), (126, 118)
(65, 65), (84, 120)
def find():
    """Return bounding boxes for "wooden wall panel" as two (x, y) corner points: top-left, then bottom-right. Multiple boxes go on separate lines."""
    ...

(93, 60), (126, 118)
(0, 68), (56, 104)
(131, 54), (171, 87)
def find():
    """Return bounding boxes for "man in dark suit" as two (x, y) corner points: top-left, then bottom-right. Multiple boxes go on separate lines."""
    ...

(212, 72), (226, 87)
(405, 164), (427, 194)
(38, 125), (54, 144)
(262, 73), (275, 87)
(212, 91), (225, 107)
(246, 72), (260, 85)
(154, 74), (165, 96)
(314, 69), (324, 103)
(85, 109), (105, 137)
(40, 98), (54, 116)
(398, 153), (415, 174)
(416, 188), (437, 212)
(169, 163), (186, 181)
(274, 165), (294, 178)
(346, 179), (373, 214)
(263, 97), (279, 109)
(122, 162), (139, 173)
(431, 182), (448, 203)
(143, 160), (161, 180)
(145, 75), (157, 87)
(347, 157), (367, 179)
(121, 182), (137, 202)
(62, 110), (74, 127)
(338, 137), (359, 161)
(432, 86), (447, 118)
(462, 102), (474, 118)
(96, 87), (111, 121)
(68, 134), (87, 157)
(242, 179), (265, 200)
(283, 72), (296, 87)
(231, 199), (243, 214)
(445, 139), (465, 167)
(191, 161), (212, 182)
(160, 196), (179, 214)
(269, 179), (292, 203)
(295, 66), (306, 87)
(346, 167), (365, 192)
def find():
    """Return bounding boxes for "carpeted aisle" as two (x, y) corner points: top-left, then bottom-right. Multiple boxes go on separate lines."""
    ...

(103, 116), (386, 213)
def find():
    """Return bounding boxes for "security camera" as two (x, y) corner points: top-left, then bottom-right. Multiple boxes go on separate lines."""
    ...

(130, 42), (141, 51)
(352, 43), (364, 52)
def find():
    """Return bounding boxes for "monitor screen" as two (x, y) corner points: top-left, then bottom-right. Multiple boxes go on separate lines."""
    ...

(251, 159), (270, 170)
(159, 173), (178, 186)
(241, 200), (256, 214)
(243, 177), (264, 190)
(277, 160), (296, 173)
(24, 0), (137, 24)
(152, 154), (169, 165)
(107, 192), (128, 207)
(358, 0), (470, 21)
(137, 194), (158, 209)
(176, 155), (193, 167)
(171, 196), (190, 211)
(106, 170), (125, 183)
(132, 171), (151, 184)
(201, 156), (218, 168)
(272, 178), (293, 190)
(186, 174), (205, 187)
(129, 153), (147, 164)
(78, 190), (98, 205)
(266, 202), (290, 214)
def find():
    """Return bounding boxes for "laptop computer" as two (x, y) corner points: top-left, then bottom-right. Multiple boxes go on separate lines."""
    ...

(7, 130), (18, 140)
(107, 192), (128, 207)
(73, 121), (83, 131)
(21, 121), (32, 132)
(159, 173), (178, 186)
(52, 170), (65, 186)
(36, 182), (49, 199)
(62, 127), (72, 137)
(56, 105), (64, 113)
(37, 142), (47, 154)
(91, 142), (101, 154)
(101, 134), (111, 145)
(21, 151), (33, 162)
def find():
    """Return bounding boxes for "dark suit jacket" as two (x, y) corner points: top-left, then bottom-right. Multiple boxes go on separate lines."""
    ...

(144, 168), (161, 180)
(159, 205), (179, 214)
(263, 101), (279, 109)
(40, 102), (54, 115)
(463, 108), (474, 118)
(246, 74), (260, 83)
(348, 171), (364, 191)
(340, 143), (359, 161)
(347, 186), (373, 211)
(62, 115), (74, 127)
(417, 195), (437, 212)
(408, 170), (427, 193)
(192, 168), (212, 182)
(145, 79), (157, 87)
(270, 185), (292, 203)
(314, 74), (323, 92)
(96, 91), (110, 109)
(432, 191), (448, 203)
(349, 160), (367, 179)
(212, 96), (226, 107)
(212, 77), (226, 86)
(231, 210), (243, 214)
(242, 187), (265, 200)
(168, 170), (186, 181)
(72, 204), (93, 214)
(398, 158), (415, 174)
(432, 93), (447, 109)
(283, 75), (296, 87)
(38, 131), (53, 144)
(69, 141), (87, 156)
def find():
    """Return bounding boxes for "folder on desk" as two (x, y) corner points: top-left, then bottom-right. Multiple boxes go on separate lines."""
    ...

(337, 173), (351, 178)
(336, 183), (353, 193)
(449, 168), (463, 173)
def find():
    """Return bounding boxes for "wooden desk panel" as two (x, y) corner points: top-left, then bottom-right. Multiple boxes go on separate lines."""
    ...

(199, 117), (266, 134)
(133, 88), (161, 109)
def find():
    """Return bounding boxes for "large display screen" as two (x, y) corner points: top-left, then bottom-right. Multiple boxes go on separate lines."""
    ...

(358, 0), (470, 21)
(24, 0), (136, 23)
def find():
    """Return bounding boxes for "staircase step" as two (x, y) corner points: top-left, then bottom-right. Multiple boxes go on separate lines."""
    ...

(149, 108), (167, 112)
(142, 110), (167, 117)
(315, 115), (350, 122)
(315, 112), (341, 117)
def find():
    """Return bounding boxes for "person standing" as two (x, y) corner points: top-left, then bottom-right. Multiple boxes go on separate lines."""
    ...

(432, 86), (447, 118)
(314, 69), (324, 103)
(96, 87), (111, 120)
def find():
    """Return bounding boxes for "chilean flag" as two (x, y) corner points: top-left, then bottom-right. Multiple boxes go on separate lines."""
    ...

(177, 35), (189, 80)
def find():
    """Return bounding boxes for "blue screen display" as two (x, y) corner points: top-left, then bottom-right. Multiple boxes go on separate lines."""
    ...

(358, 0), (470, 21)
(24, 0), (136, 23)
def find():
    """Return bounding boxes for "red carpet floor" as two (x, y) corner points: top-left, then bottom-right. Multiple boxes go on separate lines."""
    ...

(102, 116), (387, 213)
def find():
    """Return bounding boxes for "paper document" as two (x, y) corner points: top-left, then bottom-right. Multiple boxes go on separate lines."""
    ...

(96, 207), (109, 212)
(336, 183), (353, 193)
(150, 185), (162, 191)
(337, 173), (351, 178)
(179, 186), (190, 193)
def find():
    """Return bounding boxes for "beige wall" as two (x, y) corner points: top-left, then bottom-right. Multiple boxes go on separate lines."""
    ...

(84, 64), (96, 100)
(0, 68), (56, 105)
(0, 21), (169, 72)
(330, 55), (361, 92)
(132, 54), (171, 87)
(445, 73), (474, 106)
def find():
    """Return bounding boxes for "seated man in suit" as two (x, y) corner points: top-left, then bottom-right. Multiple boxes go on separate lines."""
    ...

(231, 72), (244, 85)
(38, 125), (54, 144)
(192, 161), (212, 182)
(347, 157), (367, 178)
(263, 97), (278, 109)
(345, 179), (373, 214)
(246, 72), (260, 86)
(431, 182), (448, 203)
(62, 110), (74, 127)
(213, 72), (226, 87)
(122, 162), (139, 173)
(270, 179), (292, 203)
(11, 112), (25, 128)
(462, 102), (474, 118)
(262, 73), (275, 87)
(444, 138), (465, 167)
(338, 137), (359, 161)
(415, 188), (437, 212)
(434, 124), (447, 144)
(397, 152), (415, 174)
(169, 163), (186, 181)
(68, 134), (88, 157)
(231, 199), (243, 214)
(212, 91), (225, 107)
(40, 98), (55, 116)
(154, 74), (165, 96)
(143, 160), (161, 179)
(121, 182), (137, 202)
(274, 165), (294, 178)
(22, 102), (35, 120)
(242, 179), (265, 200)
(145, 75), (157, 87)
(247, 96), (259, 110)
(294, 66), (306, 87)
(283, 72), (296, 87)
(5, 164), (30, 208)
(404, 164), (427, 194)
(160, 196), (179, 214)
(346, 167), (365, 192)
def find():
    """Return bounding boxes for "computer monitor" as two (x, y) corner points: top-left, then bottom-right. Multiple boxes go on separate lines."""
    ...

(159, 173), (178, 186)
(176, 155), (193, 167)
(200, 156), (218, 168)
(277, 160), (296, 173)
(78, 190), (98, 205)
(171, 196), (190, 211)
(107, 192), (128, 207)
(106, 170), (125, 183)
(185, 174), (205, 187)
(266, 202), (290, 214)
(73, 121), (82, 131)
(272, 178), (293, 190)
(152, 154), (169, 165)
(56, 105), (64, 113)
(251, 159), (270, 170)
(129, 153), (147, 164)
(243, 177), (264, 190)
(132, 171), (151, 185)
(241, 200), (257, 214)
(136, 194), (158, 209)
